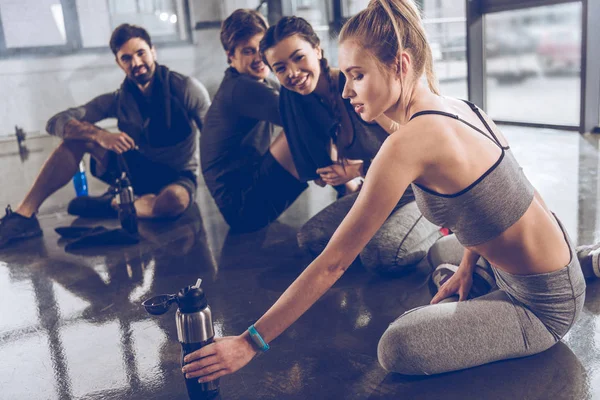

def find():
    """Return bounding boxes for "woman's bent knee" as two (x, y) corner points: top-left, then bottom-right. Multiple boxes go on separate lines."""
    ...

(360, 225), (440, 275)
(360, 241), (423, 274)
(297, 223), (329, 257)
(360, 204), (441, 274)
(377, 323), (430, 375)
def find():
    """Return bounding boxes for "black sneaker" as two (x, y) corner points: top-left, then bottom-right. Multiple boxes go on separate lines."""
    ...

(67, 190), (118, 218)
(0, 205), (43, 248)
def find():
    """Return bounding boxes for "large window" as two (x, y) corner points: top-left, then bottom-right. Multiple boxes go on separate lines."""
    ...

(338, 0), (467, 98)
(0, 0), (68, 48)
(107, 0), (187, 44)
(0, 0), (190, 57)
(289, 0), (330, 32)
(342, 0), (369, 17)
(76, 0), (112, 48)
(485, 3), (582, 126)
(422, 0), (467, 99)
(285, 0), (333, 62)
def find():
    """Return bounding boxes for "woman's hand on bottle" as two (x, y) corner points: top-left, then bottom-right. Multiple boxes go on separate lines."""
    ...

(182, 335), (258, 383)
(316, 159), (363, 186)
(313, 177), (327, 187)
(430, 266), (473, 304)
(95, 130), (136, 154)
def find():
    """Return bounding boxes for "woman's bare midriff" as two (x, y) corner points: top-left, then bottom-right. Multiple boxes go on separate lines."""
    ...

(469, 199), (572, 275)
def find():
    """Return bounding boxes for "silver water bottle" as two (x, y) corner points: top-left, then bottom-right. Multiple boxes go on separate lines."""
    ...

(142, 279), (220, 400)
(176, 280), (220, 399)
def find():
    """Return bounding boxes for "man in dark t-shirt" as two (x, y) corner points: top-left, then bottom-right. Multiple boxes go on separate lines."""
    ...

(202, 9), (307, 232)
(0, 24), (210, 249)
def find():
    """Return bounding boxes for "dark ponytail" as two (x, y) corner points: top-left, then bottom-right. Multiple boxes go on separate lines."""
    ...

(259, 16), (320, 66)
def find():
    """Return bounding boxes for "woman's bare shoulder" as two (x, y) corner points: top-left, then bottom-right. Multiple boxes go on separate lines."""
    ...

(445, 97), (510, 147)
(383, 115), (454, 166)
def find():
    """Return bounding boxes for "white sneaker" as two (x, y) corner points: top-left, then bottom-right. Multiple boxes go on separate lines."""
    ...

(576, 243), (600, 278)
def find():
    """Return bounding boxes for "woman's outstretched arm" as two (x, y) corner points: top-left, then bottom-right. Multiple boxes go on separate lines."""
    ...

(182, 133), (425, 382)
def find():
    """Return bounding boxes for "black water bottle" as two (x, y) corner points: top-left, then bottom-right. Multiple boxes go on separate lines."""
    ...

(116, 172), (138, 234)
(176, 280), (220, 400)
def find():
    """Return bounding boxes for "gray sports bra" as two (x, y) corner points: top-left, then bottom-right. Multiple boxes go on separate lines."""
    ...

(410, 101), (535, 247)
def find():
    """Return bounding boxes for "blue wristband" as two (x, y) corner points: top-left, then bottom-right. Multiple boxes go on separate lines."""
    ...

(247, 324), (270, 352)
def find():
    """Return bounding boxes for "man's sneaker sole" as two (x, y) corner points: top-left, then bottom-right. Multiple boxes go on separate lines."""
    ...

(0, 229), (43, 248)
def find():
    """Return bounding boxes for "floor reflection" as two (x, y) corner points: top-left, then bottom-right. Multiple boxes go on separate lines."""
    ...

(0, 204), (214, 399)
(1, 127), (600, 398)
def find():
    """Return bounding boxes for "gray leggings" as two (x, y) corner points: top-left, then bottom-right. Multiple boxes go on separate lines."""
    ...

(298, 193), (441, 274)
(378, 222), (586, 375)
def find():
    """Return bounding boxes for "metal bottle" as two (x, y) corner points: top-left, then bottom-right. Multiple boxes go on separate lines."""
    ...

(115, 172), (138, 234)
(176, 280), (220, 399)
(142, 279), (220, 400)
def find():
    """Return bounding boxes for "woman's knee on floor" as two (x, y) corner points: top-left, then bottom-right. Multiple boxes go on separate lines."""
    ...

(359, 240), (399, 274)
(297, 221), (329, 257)
(297, 193), (358, 256)
(360, 218), (441, 275)
(377, 317), (434, 376)
(360, 239), (426, 274)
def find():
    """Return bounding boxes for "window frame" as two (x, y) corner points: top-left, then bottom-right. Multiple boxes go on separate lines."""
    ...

(467, 0), (600, 133)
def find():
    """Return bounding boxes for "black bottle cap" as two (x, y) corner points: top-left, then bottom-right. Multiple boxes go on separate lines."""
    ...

(119, 172), (131, 188)
(177, 285), (208, 313)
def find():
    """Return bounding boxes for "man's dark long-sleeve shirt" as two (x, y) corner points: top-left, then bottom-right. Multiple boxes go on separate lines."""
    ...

(201, 67), (281, 206)
(46, 71), (210, 175)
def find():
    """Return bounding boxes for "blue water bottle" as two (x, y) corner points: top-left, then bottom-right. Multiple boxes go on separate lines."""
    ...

(73, 160), (89, 196)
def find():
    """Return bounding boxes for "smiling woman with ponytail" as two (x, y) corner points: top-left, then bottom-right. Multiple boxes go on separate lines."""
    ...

(182, 0), (585, 381)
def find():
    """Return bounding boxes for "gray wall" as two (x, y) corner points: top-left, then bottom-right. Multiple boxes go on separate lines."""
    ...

(0, 0), (341, 138)
(0, 29), (227, 138)
(0, 0), (262, 138)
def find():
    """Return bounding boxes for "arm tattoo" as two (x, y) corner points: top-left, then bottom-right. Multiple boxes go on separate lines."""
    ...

(63, 119), (103, 140)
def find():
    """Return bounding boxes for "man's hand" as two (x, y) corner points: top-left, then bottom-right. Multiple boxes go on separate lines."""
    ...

(95, 130), (136, 154)
(313, 177), (327, 187)
(63, 120), (136, 154)
(316, 159), (364, 186)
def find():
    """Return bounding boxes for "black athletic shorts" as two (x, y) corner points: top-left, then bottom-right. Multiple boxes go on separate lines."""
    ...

(219, 150), (308, 233)
(90, 150), (197, 203)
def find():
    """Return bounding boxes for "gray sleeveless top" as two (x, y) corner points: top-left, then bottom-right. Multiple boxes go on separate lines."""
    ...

(410, 102), (534, 247)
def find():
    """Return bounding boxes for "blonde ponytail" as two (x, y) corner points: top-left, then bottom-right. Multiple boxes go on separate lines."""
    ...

(340, 0), (440, 95)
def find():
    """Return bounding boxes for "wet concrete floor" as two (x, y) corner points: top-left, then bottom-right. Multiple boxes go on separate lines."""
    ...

(0, 126), (599, 399)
